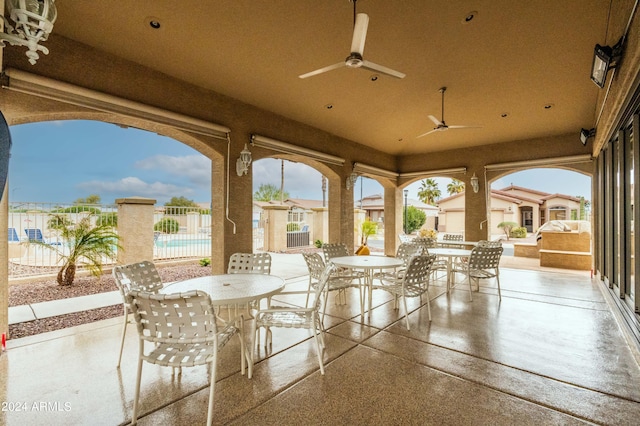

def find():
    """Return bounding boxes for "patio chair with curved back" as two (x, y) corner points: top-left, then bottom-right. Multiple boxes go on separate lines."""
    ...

(112, 260), (164, 368)
(441, 233), (464, 247)
(227, 252), (272, 274)
(126, 289), (245, 426)
(412, 237), (448, 281)
(451, 245), (504, 301)
(477, 240), (503, 248)
(372, 254), (437, 330)
(302, 252), (363, 322)
(322, 243), (365, 282)
(373, 242), (423, 282)
(250, 263), (337, 377)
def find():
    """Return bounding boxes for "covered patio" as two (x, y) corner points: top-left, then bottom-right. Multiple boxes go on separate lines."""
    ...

(2, 255), (639, 425)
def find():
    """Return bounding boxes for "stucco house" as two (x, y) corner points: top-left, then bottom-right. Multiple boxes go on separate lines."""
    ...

(357, 193), (439, 230)
(437, 185), (584, 234)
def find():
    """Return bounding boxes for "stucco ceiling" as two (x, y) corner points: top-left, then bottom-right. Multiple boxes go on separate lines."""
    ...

(49, 0), (610, 156)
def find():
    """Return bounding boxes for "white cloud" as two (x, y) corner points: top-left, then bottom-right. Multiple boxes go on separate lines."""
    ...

(77, 176), (194, 199)
(252, 159), (324, 199)
(135, 155), (210, 187)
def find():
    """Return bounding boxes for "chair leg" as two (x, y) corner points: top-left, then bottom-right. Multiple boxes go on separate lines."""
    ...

(402, 296), (410, 331)
(117, 306), (128, 368)
(131, 345), (144, 425)
(496, 273), (502, 301)
(206, 351), (217, 426)
(248, 319), (258, 379)
(468, 276), (474, 302)
(312, 317), (325, 375)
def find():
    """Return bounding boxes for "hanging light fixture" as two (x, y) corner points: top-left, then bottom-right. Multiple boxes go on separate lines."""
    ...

(470, 173), (479, 193)
(346, 172), (358, 190)
(236, 143), (252, 176)
(0, 0), (57, 65)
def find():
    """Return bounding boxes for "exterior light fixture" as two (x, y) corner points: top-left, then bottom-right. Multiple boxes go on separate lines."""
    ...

(590, 39), (623, 88)
(346, 172), (358, 190)
(236, 143), (252, 176)
(580, 128), (596, 146)
(0, 0), (57, 65)
(470, 173), (479, 194)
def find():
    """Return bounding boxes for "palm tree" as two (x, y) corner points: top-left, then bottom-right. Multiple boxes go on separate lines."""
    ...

(417, 178), (441, 205)
(447, 178), (465, 195)
(44, 213), (121, 286)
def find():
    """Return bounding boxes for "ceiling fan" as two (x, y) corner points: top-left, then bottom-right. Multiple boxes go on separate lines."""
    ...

(417, 87), (482, 138)
(298, 0), (405, 79)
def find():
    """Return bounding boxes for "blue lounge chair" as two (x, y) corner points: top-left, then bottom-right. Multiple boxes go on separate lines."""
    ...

(24, 228), (62, 245)
(8, 227), (19, 242)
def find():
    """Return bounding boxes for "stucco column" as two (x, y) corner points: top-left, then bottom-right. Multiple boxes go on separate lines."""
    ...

(354, 208), (366, 247)
(186, 211), (200, 234)
(1, 182), (8, 338)
(262, 205), (289, 252)
(116, 197), (156, 264)
(384, 187), (402, 257)
(465, 170), (488, 241)
(311, 207), (328, 245)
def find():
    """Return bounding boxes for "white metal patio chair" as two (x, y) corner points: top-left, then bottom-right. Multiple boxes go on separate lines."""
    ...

(249, 263), (336, 377)
(126, 289), (245, 426)
(451, 245), (504, 301)
(441, 233), (464, 247)
(302, 252), (362, 320)
(226, 252), (272, 313)
(372, 254), (437, 330)
(322, 242), (366, 282)
(112, 260), (164, 368)
(373, 242), (423, 282)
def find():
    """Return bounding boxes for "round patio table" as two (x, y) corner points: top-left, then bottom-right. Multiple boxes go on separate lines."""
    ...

(330, 255), (404, 320)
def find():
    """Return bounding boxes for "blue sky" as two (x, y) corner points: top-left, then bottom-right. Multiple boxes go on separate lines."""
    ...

(8, 120), (591, 205)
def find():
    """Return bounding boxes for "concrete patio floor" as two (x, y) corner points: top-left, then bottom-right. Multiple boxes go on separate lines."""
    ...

(2, 253), (639, 425)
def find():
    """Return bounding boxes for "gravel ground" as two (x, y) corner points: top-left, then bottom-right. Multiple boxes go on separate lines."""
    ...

(8, 261), (212, 340)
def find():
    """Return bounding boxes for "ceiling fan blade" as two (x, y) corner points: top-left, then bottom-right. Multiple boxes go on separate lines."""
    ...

(447, 125), (483, 129)
(361, 60), (405, 79)
(417, 129), (439, 138)
(350, 13), (369, 55)
(299, 62), (345, 79)
(428, 115), (442, 126)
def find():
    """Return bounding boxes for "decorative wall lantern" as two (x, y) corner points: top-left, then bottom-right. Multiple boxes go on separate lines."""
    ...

(0, 0), (57, 65)
(470, 173), (479, 193)
(236, 143), (252, 176)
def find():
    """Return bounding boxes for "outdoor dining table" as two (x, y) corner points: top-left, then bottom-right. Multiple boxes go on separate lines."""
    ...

(436, 240), (478, 248)
(428, 248), (473, 292)
(330, 255), (404, 320)
(161, 273), (285, 308)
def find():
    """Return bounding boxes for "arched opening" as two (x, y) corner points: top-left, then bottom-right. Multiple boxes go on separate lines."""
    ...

(488, 167), (592, 271)
(7, 118), (225, 279)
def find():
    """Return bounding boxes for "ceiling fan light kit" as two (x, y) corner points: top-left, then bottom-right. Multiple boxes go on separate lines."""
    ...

(299, 1), (405, 80)
(417, 87), (482, 138)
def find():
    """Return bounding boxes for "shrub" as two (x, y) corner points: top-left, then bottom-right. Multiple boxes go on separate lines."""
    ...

(497, 221), (518, 241)
(199, 258), (211, 267)
(154, 218), (180, 234)
(286, 223), (300, 232)
(511, 227), (527, 238)
(96, 212), (117, 227)
(314, 239), (323, 248)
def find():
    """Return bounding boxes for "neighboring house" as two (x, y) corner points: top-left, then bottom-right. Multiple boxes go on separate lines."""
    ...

(357, 193), (439, 230)
(253, 198), (325, 227)
(437, 185), (584, 234)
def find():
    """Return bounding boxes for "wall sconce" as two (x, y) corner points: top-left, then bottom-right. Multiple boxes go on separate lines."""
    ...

(0, 0), (57, 65)
(580, 128), (595, 146)
(346, 172), (358, 190)
(590, 39), (623, 88)
(470, 173), (479, 194)
(236, 143), (252, 176)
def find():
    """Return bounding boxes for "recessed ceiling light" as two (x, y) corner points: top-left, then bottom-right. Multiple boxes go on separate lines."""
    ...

(398, 138), (403, 142)
(324, 104), (334, 110)
(544, 103), (555, 109)
(500, 112), (509, 118)
(146, 16), (162, 29)
(462, 11), (478, 24)
(370, 74), (379, 82)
